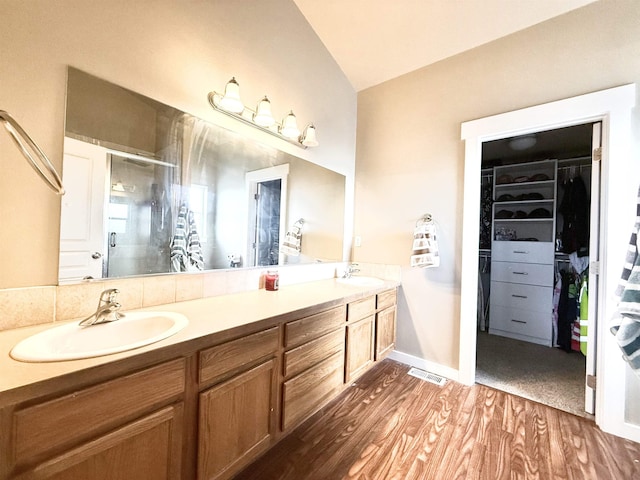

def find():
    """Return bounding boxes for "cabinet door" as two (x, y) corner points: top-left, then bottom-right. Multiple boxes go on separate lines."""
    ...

(19, 404), (183, 480)
(198, 359), (277, 480)
(375, 306), (396, 360)
(345, 315), (375, 382)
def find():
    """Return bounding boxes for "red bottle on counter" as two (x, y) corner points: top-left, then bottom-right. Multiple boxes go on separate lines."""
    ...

(265, 270), (279, 291)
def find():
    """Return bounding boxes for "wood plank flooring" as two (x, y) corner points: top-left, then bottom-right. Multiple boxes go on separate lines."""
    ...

(235, 359), (640, 480)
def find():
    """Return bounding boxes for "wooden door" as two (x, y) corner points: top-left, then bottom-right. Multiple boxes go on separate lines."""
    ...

(18, 404), (183, 480)
(345, 315), (375, 382)
(198, 359), (277, 480)
(375, 306), (396, 360)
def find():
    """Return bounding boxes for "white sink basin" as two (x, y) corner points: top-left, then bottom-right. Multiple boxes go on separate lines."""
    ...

(337, 276), (385, 286)
(10, 311), (188, 362)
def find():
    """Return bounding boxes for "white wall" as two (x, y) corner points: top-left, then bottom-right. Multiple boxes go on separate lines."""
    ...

(355, 0), (640, 372)
(0, 0), (356, 288)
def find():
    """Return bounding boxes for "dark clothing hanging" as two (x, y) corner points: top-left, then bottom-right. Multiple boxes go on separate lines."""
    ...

(559, 175), (590, 256)
(557, 270), (578, 352)
(479, 181), (493, 249)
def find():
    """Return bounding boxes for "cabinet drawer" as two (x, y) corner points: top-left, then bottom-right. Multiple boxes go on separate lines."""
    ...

(377, 289), (397, 310)
(491, 241), (554, 264)
(489, 305), (552, 343)
(199, 326), (279, 384)
(282, 351), (345, 431)
(283, 328), (345, 379)
(490, 281), (552, 313)
(491, 261), (553, 287)
(12, 358), (186, 465)
(284, 306), (345, 348)
(348, 296), (376, 322)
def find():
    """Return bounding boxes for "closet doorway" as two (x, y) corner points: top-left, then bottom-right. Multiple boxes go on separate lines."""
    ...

(476, 123), (599, 417)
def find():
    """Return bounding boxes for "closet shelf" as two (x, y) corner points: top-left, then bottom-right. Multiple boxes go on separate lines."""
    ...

(494, 199), (554, 206)
(495, 179), (555, 189)
(494, 218), (553, 223)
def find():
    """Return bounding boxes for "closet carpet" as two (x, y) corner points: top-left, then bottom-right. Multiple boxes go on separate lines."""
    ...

(475, 331), (586, 417)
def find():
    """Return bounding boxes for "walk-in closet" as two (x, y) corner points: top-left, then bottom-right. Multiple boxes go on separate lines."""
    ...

(476, 123), (596, 417)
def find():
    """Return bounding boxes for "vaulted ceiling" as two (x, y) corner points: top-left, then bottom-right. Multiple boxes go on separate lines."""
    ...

(293, 0), (597, 91)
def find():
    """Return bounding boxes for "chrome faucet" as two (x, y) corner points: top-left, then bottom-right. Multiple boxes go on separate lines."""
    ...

(343, 263), (361, 279)
(79, 288), (125, 326)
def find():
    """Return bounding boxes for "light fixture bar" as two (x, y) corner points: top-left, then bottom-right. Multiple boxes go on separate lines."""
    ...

(207, 78), (318, 149)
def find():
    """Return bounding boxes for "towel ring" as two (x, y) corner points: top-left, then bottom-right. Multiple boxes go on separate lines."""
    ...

(0, 110), (65, 195)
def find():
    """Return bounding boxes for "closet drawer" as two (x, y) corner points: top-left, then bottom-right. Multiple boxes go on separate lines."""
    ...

(489, 305), (552, 344)
(491, 261), (554, 287)
(491, 241), (554, 264)
(490, 281), (552, 314)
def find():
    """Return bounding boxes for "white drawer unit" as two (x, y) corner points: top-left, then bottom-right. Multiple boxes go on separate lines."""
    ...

(489, 305), (553, 345)
(490, 281), (553, 314)
(491, 241), (554, 265)
(490, 262), (554, 287)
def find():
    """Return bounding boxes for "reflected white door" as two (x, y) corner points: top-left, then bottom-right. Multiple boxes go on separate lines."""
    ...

(58, 137), (107, 282)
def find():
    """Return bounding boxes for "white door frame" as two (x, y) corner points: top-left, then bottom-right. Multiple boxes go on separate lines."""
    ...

(459, 84), (638, 441)
(245, 164), (290, 266)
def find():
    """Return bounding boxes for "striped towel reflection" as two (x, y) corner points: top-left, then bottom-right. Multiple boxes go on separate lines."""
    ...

(170, 204), (204, 272)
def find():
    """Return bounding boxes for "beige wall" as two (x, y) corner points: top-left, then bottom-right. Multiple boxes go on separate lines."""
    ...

(0, 0), (356, 289)
(355, 0), (640, 370)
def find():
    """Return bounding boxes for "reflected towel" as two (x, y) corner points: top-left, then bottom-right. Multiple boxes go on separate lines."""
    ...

(170, 204), (204, 272)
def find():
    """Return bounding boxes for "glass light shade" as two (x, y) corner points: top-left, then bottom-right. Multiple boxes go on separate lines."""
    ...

(219, 77), (244, 113)
(280, 111), (300, 139)
(253, 96), (275, 127)
(300, 124), (319, 147)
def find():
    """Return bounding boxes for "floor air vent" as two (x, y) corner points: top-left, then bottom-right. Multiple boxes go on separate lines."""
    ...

(407, 367), (447, 386)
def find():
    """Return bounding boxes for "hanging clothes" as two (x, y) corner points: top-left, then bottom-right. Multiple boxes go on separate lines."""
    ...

(557, 270), (578, 352)
(559, 175), (590, 256)
(479, 181), (493, 249)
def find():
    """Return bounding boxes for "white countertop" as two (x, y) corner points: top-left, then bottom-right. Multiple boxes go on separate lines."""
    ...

(0, 278), (398, 401)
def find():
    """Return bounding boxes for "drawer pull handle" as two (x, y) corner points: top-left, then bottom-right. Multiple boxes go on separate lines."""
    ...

(512, 271), (529, 275)
(511, 294), (528, 299)
(511, 319), (527, 324)
(513, 250), (529, 254)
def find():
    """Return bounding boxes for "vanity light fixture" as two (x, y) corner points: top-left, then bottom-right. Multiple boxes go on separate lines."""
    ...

(280, 111), (300, 139)
(300, 124), (318, 147)
(208, 77), (318, 148)
(253, 96), (275, 127)
(218, 77), (244, 113)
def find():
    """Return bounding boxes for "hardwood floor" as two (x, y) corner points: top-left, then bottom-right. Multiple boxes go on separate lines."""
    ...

(235, 359), (640, 480)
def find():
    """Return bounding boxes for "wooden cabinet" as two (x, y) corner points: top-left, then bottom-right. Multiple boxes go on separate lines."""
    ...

(345, 296), (376, 382)
(1, 286), (399, 480)
(5, 359), (186, 480)
(198, 359), (277, 480)
(375, 289), (397, 360)
(281, 306), (346, 432)
(197, 327), (279, 480)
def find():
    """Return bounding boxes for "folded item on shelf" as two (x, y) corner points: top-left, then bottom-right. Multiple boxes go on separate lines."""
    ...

(513, 175), (530, 183)
(496, 174), (513, 185)
(522, 192), (544, 200)
(528, 207), (552, 218)
(495, 209), (514, 219)
(514, 210), (528, 219)
(496, 193), (516, 202)
(530, 173), (550, 182)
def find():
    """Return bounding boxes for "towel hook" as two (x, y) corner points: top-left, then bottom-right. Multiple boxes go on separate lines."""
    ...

(416, 213), (433, 227)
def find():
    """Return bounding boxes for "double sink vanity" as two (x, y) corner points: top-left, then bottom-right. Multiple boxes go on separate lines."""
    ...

(0, 277), (398, 480)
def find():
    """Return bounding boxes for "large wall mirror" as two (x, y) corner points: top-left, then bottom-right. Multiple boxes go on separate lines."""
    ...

(59, 68), (345, 283)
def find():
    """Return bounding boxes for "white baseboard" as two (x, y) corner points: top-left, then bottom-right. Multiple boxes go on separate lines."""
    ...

(388, 350), (460, 383)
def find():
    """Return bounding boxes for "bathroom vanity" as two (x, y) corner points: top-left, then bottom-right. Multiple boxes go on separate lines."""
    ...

(0, 279), (397, 480)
